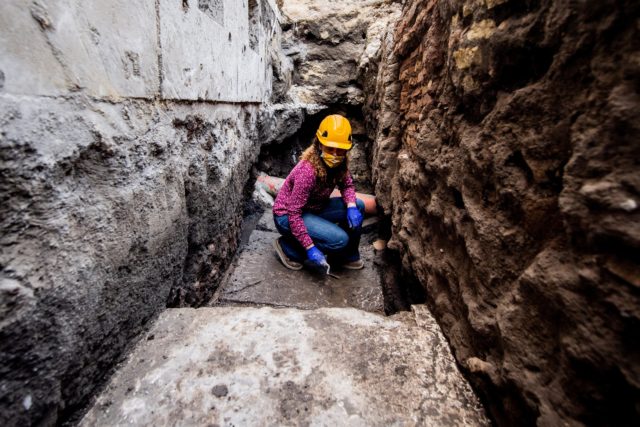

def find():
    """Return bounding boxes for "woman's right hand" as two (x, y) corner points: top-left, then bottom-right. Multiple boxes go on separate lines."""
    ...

(306, 246), (329, 270)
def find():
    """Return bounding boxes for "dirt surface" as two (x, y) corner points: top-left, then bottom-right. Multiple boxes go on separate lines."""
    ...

(211, 212), (384, 313)
(367, 0), (640, 425)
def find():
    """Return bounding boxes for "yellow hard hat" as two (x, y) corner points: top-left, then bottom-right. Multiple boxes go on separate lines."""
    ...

(316, 114), (353, 150)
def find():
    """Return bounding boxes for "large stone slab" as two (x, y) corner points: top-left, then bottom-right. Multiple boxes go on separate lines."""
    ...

(214, 220), (384, 312)
(0, 1), (69, 96)
(0, 0), (279, 101)
(0, 0), (159, 98)
(80, 306), (489, 426)
(159, 0), (277, 102)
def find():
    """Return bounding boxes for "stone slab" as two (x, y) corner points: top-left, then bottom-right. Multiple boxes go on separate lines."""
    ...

(0, 0), (278, 101)
(159, 0), (274, 102)
(48, 0), (160, 99)
(0, 0), (159, 98)
(214, 228), (384, 313)
(80, 306), (489, 426)
(0, 1), (69, 96)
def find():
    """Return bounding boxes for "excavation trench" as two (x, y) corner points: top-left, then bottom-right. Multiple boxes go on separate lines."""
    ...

(3, 0), (637, 425)
(204, 108), (428, 315)
(75, 117), (492, 424)
(64, 113), (480, 425)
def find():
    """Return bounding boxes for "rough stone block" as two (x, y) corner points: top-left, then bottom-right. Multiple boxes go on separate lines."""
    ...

(80, 306), (489, 426)
(0, 0), (159, 98)
(159, 0), (273, 102)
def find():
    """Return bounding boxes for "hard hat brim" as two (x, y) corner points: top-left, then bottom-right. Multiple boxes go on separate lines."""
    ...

(317, 132), (353, 150)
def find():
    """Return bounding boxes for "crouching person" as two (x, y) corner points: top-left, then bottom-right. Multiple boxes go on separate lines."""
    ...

(272, 114), (365, 273)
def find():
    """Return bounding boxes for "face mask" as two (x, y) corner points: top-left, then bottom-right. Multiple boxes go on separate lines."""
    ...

(321, 151), (345, 168)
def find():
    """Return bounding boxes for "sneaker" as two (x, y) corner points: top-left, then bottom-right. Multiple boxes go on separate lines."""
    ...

(342, 259), (364, 270)
(273, 238), (303, 270)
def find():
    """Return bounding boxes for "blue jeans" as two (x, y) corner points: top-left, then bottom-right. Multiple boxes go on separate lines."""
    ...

(274, 197), (365, 263)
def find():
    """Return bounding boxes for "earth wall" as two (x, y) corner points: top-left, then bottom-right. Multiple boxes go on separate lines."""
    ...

(368, 0), (640, 425)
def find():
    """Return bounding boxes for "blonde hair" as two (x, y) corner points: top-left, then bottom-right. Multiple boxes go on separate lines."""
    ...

(299, 138), (349, 186)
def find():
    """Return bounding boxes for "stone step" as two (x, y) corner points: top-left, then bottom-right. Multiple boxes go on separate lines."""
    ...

(80, 306), (489, 426)
(212, 211), (384, 313)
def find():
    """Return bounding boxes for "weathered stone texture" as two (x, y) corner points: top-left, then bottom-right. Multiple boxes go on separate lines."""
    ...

(0, 0), (285, 425)
(160, 0), (276, 101)
(278, 0), (402, 109)
(281, 0), (397, 106)
(369, 0), (640, 425)
(0, 0), (279, 102)
(80, 306), (489, 426)
(0, 95), (263, 426)
(261, 0), (403, 191)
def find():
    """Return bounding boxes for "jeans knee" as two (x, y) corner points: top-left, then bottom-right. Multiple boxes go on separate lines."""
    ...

(325, 230), (349, 251)
(274, 214), (291, 235)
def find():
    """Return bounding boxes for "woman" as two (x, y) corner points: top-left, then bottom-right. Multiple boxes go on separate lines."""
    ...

(273, 114), (365, 272)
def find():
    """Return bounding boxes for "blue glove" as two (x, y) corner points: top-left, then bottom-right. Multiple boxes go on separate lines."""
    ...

(347, 206), (363, 229)
(306, 246), (329, 272)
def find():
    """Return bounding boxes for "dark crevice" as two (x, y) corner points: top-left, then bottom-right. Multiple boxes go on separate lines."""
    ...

(489, 0), (541, 25)
(452, 188), (465, 209)
(375, 217), (428, 315)
(505, 150), (534, 184)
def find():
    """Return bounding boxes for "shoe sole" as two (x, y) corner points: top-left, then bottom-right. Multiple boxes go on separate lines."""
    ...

(342, 261), (365, 270)
(273, 239), (303, 270)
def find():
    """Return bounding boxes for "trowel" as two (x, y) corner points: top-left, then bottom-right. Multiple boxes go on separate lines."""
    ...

(325, 264), (340, 279)
(304, 260), (340, 279)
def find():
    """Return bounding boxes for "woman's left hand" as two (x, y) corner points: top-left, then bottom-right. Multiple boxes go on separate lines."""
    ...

(347, 206), (363, 229)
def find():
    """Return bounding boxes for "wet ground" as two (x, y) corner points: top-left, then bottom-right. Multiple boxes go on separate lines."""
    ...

(210, 211), (384, 312)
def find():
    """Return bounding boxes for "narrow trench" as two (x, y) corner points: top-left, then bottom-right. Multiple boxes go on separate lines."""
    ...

(3, 0), (633, 424)
(213, 105), (428, 315)
(196, 109), (494, 425)
(61, 108), (484, 426)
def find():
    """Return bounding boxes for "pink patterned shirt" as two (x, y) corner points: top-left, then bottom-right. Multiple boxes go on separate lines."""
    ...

(273, 160), (357, 248)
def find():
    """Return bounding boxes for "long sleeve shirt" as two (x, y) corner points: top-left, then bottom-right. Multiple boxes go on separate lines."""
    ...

(272, 160), (357, 248)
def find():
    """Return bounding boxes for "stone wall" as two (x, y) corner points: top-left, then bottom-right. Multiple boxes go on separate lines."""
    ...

(369, 0), (640, 425)
(261, 0), (402, 190)
(0, 0), (274, 101)
(0, 0), (285, 424)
